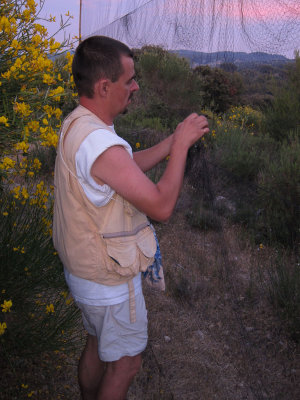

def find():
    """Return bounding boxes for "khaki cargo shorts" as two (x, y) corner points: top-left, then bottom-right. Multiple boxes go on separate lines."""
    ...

(76, 292), (148, 362)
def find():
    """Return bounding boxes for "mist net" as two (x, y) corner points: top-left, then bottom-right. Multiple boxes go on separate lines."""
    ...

(80, 0), (300, 59)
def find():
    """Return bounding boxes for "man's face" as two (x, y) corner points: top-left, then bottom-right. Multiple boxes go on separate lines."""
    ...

(108, 55), (139, 118)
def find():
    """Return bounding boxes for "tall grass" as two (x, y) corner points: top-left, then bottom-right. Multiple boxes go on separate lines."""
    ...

(262, 252), (299, 342)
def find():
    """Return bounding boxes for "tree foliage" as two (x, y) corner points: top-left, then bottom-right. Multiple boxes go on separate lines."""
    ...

(193, 65), (243, 113)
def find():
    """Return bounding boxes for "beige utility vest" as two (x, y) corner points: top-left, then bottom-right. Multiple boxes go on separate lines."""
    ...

(53, 105), (156, 321)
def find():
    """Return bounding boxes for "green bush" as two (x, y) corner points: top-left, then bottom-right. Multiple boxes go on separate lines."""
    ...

(135, 46), (203, 121)
(262, 53), (300, 141)
(257, 130), (300, 247)
(213, 127), (270, 182)
(193, 65), (243, 113)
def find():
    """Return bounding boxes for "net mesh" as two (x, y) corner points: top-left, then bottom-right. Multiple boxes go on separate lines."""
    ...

(80, 0), (300, 59)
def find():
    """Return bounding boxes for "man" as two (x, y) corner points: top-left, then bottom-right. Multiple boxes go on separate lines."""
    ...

(53, 36), (209, 400)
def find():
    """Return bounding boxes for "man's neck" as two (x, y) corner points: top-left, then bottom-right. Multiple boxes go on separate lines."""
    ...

(79, 97), (113, 125)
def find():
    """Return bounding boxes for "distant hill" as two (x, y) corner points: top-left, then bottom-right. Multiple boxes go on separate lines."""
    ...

(171, 50), (292, 68)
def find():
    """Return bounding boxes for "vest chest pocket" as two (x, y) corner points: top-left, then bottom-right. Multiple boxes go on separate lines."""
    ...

(104, 226), (157, 277)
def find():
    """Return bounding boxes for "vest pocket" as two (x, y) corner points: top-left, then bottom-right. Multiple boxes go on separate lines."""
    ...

(104, 226), (157, 277)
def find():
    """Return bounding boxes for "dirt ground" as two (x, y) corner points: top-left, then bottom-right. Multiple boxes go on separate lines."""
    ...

(43, 185), (299, 400)
(3, 184), (298, 400)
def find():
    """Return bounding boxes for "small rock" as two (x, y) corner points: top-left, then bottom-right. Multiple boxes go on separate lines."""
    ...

(291, 369), (297, 374)
(196, 330), (205, 340)
(245, 326), (254, 332)
(164, 336), (171, 343)
(214, 195), (236, 214)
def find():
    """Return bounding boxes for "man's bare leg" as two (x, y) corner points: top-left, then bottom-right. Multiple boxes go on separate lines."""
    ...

(79, 334), (105, 400)
(97, 354), (142, 400)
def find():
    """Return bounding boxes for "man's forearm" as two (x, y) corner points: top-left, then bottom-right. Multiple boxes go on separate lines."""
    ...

(154, 141), (189, 221)
(133, 134), (173, 172)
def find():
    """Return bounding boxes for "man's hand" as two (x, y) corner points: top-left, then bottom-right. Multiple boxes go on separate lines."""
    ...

(172, 113), (210, 151)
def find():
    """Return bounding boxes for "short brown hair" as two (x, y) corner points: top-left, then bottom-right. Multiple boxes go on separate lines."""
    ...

(72, 36), (133, 98)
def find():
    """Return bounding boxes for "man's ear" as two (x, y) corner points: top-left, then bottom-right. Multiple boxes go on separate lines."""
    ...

(95, 78), (110, 98)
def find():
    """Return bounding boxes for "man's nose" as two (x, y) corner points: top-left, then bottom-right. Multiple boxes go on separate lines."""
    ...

(131, 79), (139, 92)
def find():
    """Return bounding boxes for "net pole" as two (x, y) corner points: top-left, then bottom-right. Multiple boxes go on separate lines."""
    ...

(79, 0), (82, 43)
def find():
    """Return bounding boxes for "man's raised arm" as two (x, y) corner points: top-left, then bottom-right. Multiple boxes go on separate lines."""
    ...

(91, 113), (209, 222)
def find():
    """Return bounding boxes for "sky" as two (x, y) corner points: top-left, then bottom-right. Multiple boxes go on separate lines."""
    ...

(40, 0), (80, 44)
(40, 0), (299, 58)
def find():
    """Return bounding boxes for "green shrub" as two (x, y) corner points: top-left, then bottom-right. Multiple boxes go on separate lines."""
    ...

(262, 54), (300, 141)
(193, 65), (243, 113)
(257, 130), (300, 247)
(135, 46), (203, 120)
(213, 127), (269, 181)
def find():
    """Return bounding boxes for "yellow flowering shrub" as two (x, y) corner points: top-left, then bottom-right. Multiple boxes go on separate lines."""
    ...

(0, 3), (81, 397)
(225, 106), (263, 132)
(0, 0), (77, 157)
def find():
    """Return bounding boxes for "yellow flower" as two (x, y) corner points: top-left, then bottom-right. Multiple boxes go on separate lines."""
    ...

(33, 23), (47, 36)
(0, 16), (10, 33)
(0, 116), (9, 127)
(49, 86), (64, 101)
(33, 158), (41, 170)
(15, 141), (29, 153)
(2, 212), (8, 216)
(22, 9), (31, 22)
(11, 186), (21, 199)
(46, 303), (54, 313)
(259, 243), (264, 250)
(43, 73), (55, 85)
(11, 39), (22, 50)
(54, 108), (62, 119)
(1, 70), (11, 80)
(0, 157), (16, 170)
(0, 322), (7, 335)
(135, 142), (141, 149)
(21, 187), (29, 199)
(14, 102), (32, 118)
(21, 384), (29, 389)
(1, 299), (12, 313)
(27, 120), (39, 132)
